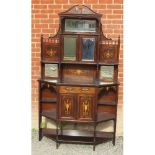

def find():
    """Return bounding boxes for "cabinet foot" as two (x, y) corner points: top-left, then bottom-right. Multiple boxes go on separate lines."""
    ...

(112, 139), (116, 146)
(93, 145), (96, 151)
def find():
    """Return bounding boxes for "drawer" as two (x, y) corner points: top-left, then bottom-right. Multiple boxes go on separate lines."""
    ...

(59, 86), (95, 94)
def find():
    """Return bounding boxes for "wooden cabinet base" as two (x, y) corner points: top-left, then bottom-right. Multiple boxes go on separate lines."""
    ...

(41, 128), (115, 150)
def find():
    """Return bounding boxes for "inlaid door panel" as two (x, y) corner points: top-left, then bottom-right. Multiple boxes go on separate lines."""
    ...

(77, 95), (94, 121)
(59, 94), (76, 120)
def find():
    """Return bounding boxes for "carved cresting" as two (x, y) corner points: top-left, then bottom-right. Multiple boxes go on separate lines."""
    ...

(64, 99), (71, 115)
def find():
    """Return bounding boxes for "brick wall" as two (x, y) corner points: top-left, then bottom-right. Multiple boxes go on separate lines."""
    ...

(32, 0), (123, 128)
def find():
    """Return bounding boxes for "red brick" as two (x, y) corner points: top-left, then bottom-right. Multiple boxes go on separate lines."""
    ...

(42, 29), (55, 33)
(35, 24), (48, 28)
(32, 0), (40, 4)
(55, 0), (69, 4)
(107, 15), (122, 19)
(69, 0), (83, 3)
(113, 9), (123, 14)
(63, 4), (74, 9)
(107, 4), (122, 9)
(32, 28), (41, 33)
(41, 0), (54, 4)
(92, 5), (106, 9)
(41, 9), (54, 13)
(99, 0), (112, 3)
(35, 14), (48, 18)
(34, 5), (47, 9)
(48, 4), (62, 9)
(32, 9), (41, 13)
(84, 0), (98, 4)
(114, 0), (123, 4)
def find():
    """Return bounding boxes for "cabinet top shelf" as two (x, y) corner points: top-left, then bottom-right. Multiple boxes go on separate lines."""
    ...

(41, 60), (119, 65)
(39, 79), (119, 87)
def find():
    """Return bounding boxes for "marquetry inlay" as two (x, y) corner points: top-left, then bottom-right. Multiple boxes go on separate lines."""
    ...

(104, 50), (113, 58)
(82, 100), (89, 116)
(46, 48), (56, 57)
(64, 99), (71, 115)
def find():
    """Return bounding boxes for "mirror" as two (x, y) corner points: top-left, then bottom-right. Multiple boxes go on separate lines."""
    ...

(45, 64), (58, 77)
(82, 38), (95, 61)
(65, 19), (96, 32)
(100, 66), (114, 82)
(64, 37), (76, 61)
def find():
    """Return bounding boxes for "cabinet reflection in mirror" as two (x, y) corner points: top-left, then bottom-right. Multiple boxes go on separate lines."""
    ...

(45, 64), (58, 77)
(82, 38), (95, 61)
(100, 66), (114, 82)
(64, 37), (76, 61)
(65, 19), (96, 32)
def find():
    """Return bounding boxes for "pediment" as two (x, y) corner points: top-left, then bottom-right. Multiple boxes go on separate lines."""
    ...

(59, 5), (102, 17)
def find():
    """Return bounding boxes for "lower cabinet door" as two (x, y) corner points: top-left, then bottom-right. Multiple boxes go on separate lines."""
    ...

(59, 94), (76, 120)
(78, 95), (94, 121)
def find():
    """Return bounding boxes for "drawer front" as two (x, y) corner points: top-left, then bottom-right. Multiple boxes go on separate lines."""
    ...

(59, 94), (76, 120)
(59, 86), (95, 94)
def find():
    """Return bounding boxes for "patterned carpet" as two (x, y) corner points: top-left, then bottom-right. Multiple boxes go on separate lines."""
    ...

(32, 132), (123, 155)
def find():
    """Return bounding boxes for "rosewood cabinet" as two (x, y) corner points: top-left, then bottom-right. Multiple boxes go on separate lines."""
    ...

(38, 5), (120, 151)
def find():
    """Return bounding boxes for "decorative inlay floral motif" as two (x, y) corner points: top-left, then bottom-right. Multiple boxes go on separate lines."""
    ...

(104, 50), (113, 58)
(64, 99), (71, 115)
(46, 48), (56, 57)
(82, 100), (89, 116)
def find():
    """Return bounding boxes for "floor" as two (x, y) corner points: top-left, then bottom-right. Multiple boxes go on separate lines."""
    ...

(32, 132), (123, 155)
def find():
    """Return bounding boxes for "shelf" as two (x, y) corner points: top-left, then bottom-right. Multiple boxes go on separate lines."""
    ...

(39, 79), (59, 84)
(97, 112), (115, 123)
(98, 62), (119, 66)
(42, 128), (113, 144)
(98, 81), (119, 86)
(98, 102), (116, 106)
(40, 98), (57, 103)
(41, 60), (59, 64)
(61, 61), (97, 65)
(41, 109), (56, 121)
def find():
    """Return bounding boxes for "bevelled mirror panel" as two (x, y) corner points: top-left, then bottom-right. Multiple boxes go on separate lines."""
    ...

(82, 38), (95, 61)
(45, 64), (58, 77)
(64, 37), (76, 61)
(65, 19), (96, 32)
(100, 66), (114, 82)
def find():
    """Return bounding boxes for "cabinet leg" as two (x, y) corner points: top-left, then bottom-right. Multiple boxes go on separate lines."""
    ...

(112, 137), (116, 146)
(113, 119), (116, 146)
(56, 121), (59, 149)
(39, 128), (42, 141)
(93, 145), (96, 151)
(39, 115), (42, 141)
(56, 142), (59, 149)
(93, 123), (96, 151)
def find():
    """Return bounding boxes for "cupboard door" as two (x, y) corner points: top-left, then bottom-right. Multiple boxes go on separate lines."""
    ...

(59, 94), (76, 120)
(78, 95), (94, 121)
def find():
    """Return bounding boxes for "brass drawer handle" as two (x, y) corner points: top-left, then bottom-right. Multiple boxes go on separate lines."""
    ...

(81, 88), (89, 91)
(65, 87), (73, 91)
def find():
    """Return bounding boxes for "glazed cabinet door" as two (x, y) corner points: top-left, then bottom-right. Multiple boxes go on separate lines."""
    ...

(77, 95), (95, 121)
(59, 94), (76, 120)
